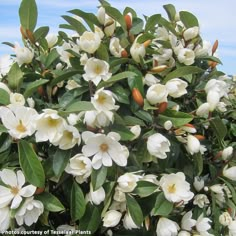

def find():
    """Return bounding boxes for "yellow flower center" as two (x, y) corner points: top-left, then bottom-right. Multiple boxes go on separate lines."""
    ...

(168, 184), (176, 193)
(11, 186), (19, 195)
(100, 143), (109, 152)
(16, 120), (27, 133)
(94, 65), (102, 75)
(47, 117), (60, 127)
(97, 95), (106, 104)
(65, 131), (73, 140)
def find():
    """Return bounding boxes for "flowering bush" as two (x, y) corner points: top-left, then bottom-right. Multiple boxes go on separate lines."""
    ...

(0, 0), (235, 235)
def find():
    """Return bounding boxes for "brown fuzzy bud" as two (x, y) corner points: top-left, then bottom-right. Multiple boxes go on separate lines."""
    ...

(150, 65), (168, 73)
(184, 123), (195, 128)
(132, 88), (144, 107)
(143, 39), (152, 48)
(124, 14), (132, 31)
(35, 187), (45, 195)
(121, 49), (128, 58)
(158, 102), (168, 113)
(212, 40), (218, 55)
(26, 29), (35, 44)
(20, 26), (27, 39)
(194, 134), (206, 141)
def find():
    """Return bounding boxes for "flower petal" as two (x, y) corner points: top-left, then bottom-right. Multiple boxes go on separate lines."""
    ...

(11, 195), (23, 209)
(1, 169), (17, 186)
(102, 152), (112, 167)
(92, 153), (102, 170)
(19, 185), (37, 197)
(16, 170), (25, 188)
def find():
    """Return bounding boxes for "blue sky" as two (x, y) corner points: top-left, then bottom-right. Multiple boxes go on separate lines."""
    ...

(0, 0), (235, 75)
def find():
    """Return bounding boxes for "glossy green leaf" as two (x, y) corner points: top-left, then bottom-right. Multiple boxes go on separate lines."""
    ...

(35, 192), (65, 212)
(145, 14), (161, 32)
(111, 85), (130, 104)
(64, 101), (95, 113)
(0, 89), (10, 105)
(71, 182), (86, 220)
(23, 79), (49, 98)
(19, 0), (38, 31)
(152, 192), (173, 216)
(61, 15), (87, 34)
(197, 56), (222, 65)
(133, 181), (159, 197)
(134, 110), (153, 123)
(130, 17), (144, 35)
(50, 70), (80, 87)
(126, 194), (143, 226)
(45, 48), (60, 68)
(123, 116), (145, 126)
(194, 152), (203, 176)
(7, 62), (24, 90)
(179, 11), (199, 28)
(91, 166), (107, 191)
(96, 43), (109, 62)
(34, 26), (49, 41)
(210, 117), (227, 146)
(163, 4), (176, 22)
(111, 124), (135, 141)
(18, 140), (45, 188)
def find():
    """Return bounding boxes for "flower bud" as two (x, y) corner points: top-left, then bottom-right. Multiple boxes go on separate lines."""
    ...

(150, 65), (168, 73)
(130, 36), (146, 62)
(103, 210), (122, 227)
(20, 26), (27, 39)
(222, 146), (233, 160)
(146, 84), (168, 105)
(212, 40), (218, 55)
(97, 7), (106, 25)
(194, 134), (205, 141)
(121, 49), (128, 58)
(143, 39), (151, 48)
(124, 14), (132, 30)
(158, 102), (168, 113)
(223, 165), (236, 181)
(187, 134), (200, 155)
(193, 176), (204, 192)
(123, 212), (139, 229)
(130, 125), (141, 140)
(219, 212), (232, 226)
(164, 120), (172, 130)
(183, 26), (199, 41)
(207, 90), (220, 111)
(196, 103), (210, 117)
(132, 88), (144, 107)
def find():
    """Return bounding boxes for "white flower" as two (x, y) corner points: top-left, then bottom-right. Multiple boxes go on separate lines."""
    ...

(65, 80), (81, 90)
(117, 172), (141, 193)
(13, 44), (34, 65)
(180, 124), (196, 134)
(10, 93), (25, 106)
(194, 40), (212, 57)
(15, 197), (44, 226)
(223, 165), (236, 181)
(0, 55), (13, 78)
(130, 36), (146, 63)
(183, 26), (199, 41)
(109, 37), (123, 57)
(153, 48), (173, 64)
(65, 154), (92, 184)
(141, 174), (159, 185)
(0, 81), (11, 94)
(195, 214), (212, 236)
(155, 27), (169, 41)
(0, 169), (36, 209)
(83, 57), (112, 86)
(91, 88), (119, 111)
(87, 185), (105, 205)
(35, 109), (65, 143)
(222, 146), (233, 160)
(80, 53), (88, 65)
(181, 211), (196, 231)
(193, 194), (210, 208)
(26, 97), (35, 108)
(146, 84), (168, 104)
(210, 184), (226, 205)
(193, 176), (204, 192)
(130, 125), (141, 140)
(186, 135), (200, 155)
(97, 7), (106, 25)
(164, 120), (173, 130)
(147, 133), (170, 159)
(0, 207), (10, 231)
(45, 33), (58, 48)
(104, 17), (116, 36)
(67, 113), (80, 126)
(165, 78), (188, 98)
(177, 48), (195, 65)
(144, 74), (160, 86)
(113, 187), (126, 202)
(229, 220), (236, 236)
(51, 125), (81, 150)
(196, 103), (210, 117)
(156, 217), (179, 236)
(0, 105), (38, 139)
(207, 90), (220, 111)
(160, 172), (194, 203)
(82, 131), (128, 169)
(79, 31), (101, 54)
(219, 212), (232, 226)
(123, 212), (139, 230)
(205, 79), (229, 98)
(217, 102), (227, 112)
(103, 210), (122, 227)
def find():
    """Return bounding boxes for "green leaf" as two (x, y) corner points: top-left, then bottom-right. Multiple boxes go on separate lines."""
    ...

(193, 152), (203, 176)
(96, 43), (109, 62)
(133, 181), (159, 197)
(134, 110), (153, 123)
(158, 109), (193, 127)
(164, 66), (204, 83)
(79, 203), (101, 234)
(91, 166), (107, 191)
(158, 17), (177, 36)
(71, 181), (86, 220)
(23, 79), (48, 98)
(145, 14), (161, 32)
(45, 48), (60, 68)
(19, 0), (38, 31)
(143, 99), (158, 111)
(61, 15), (87, 34)
(123, 7), (137, 18)
(130, 17), (144, 35)
(7, 62), (24, 90)
(50, 70), (80, 87)
(126, 194), (143, 226)
(18, 140), (45, 188)
(0, 124), (8, 133)
(196, 56), (222, 65)
(52, 149), (72, 178)
(152, 192), (173, 216)
(64, 101), (95, 113)
(111, 85), (130, 104)
(34, 26), (49, 41)
(35, 192), (65, 212)
(210, 118), (227, 147)
(123, 116), (145, 126)
(163, 4), (176, 22)
(0, 89), (10, 105)
(179, 11), (199, 28)
(111, 124), (135, 141)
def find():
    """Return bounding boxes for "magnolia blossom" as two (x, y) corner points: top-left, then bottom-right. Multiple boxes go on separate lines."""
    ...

(156, 217), (179, 236)
(83, 57), (112, 85)
(0, 169), (36, 209)
(0, 105), (38, 139)
(10, 92), (25, 105)
(165, 78), (188, 98)
(104, 17), (116, 36)
(91, 87), (119, 111)
(15, 197), (44, 226)
(183, 26), (199, 41)
(181, 211), (196, 231)
(67, 113), (81, 126)
(113, 187), (126, 202)
(207, 90), (220, 111)
(193, 176), (204, 192)
(65, 80), (81, 90)
(103, 210), (122, 227)
(87, 185), (105, 205)
(130, 37), (146, 63)
(13, 44), (34, 65)
(34, 109), (65, 143)
(160, 172), (194, 203)
(26, 97), (35, 108)
(130, 125), (141, 140)
(223, 165), (236, 181)
(82, 131), (128, 169)
(65, 154), (92, 184)
(195, 214), (212, 236)
(97, 7), (106, 24)
(222, 146), (233, 160)
(45, 33), (58, 48)
(117, 172), (141, 193)
(193, 194), (210, 208)
(0, 207), (10, 231)
(186, 135), (200, 155)
(177, 48), (195, 65)
(155, 27), (169, 41)
(164, 120), (173, 130)
(194, 40), (212, 57)
(146, 84), (168, 104)
(144, 73), (160, 86)
(196, 103), (210, 117)
(79, 31), (101, 54)
(153, 48), (173, 64)
(147, 133), (171, 159)
(205, 79), (229, 98)
(109, 37), (123, 57)
(219, 212), (232, 226)
(0, 55), (12, 78)
(228, 220), (236, 236)
(123, 212), (139, 230)
(0, 81), (11, 94)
